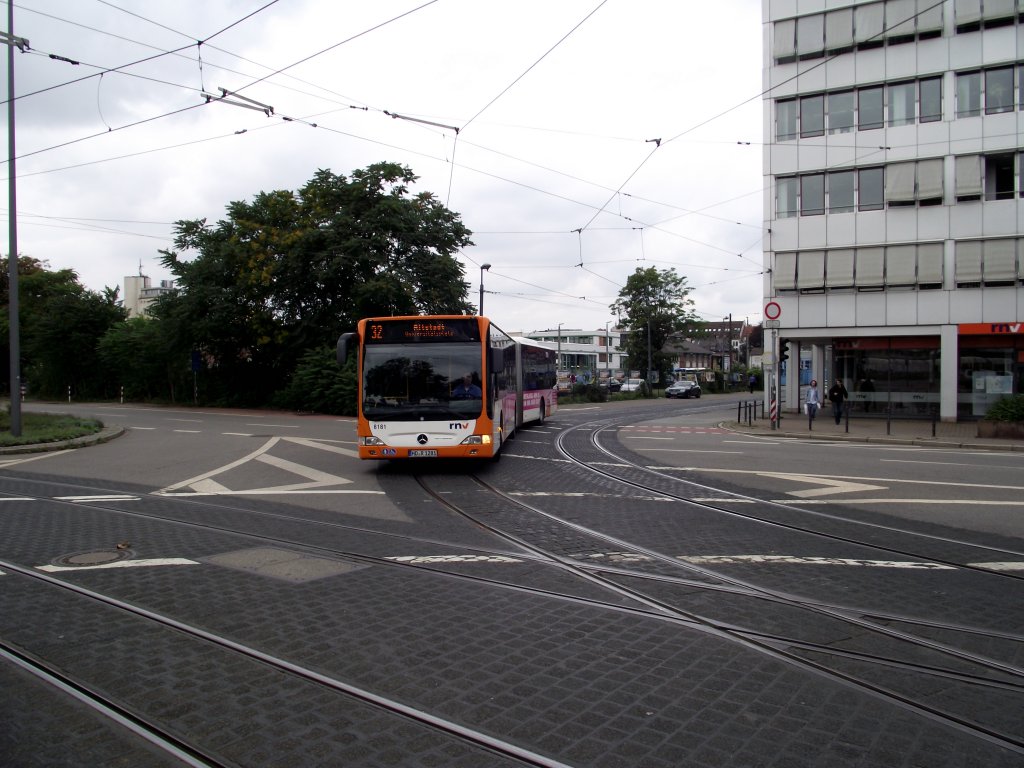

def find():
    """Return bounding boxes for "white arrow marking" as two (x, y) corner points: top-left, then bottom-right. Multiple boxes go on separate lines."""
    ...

(764, 473), (886, 498)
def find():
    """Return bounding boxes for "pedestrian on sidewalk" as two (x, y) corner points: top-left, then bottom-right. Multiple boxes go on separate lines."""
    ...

(806, 379), (821, 427)
(748, 373), (756, 394)
(828, 378), (848, 425)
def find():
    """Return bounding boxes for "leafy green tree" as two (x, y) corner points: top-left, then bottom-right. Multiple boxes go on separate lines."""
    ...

(0, 258), (126, 398)
(611, 267), (698, 387)
(158, 163), (474, 407)
(98, 316), (190, 402)
(272, 346), (357, 415)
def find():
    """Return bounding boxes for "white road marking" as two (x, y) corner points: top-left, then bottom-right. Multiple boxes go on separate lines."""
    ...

(509, 491), (673, 501)
(246, 423), (299, 429)
(690, 497), (755, 503)
(777, 498), (1024, 506)
(168, 418), (202, 423)
(282, 437), (359, 458)
(173, 430), (202, 434)
(969, 561), (1024, 571)
(680, 555), (956, 569)
(624, 436), (676, 441)
(129, 426), (157, 430)
(504, 454), (571, 462)
(0, 497), (34, 501)
(0, 451), (73, 467)
(387, 555), (524, 564)
(722, 440), (771, 445)
(256, 453), (352, 489)
(667, 467), (1024, 493)
(37, 558), (198, 572)
(882, 458), (1024, 468)
(642, 449), (743, 454)
(223, 432), (254, 437)
(763, 473), (886, 498)
(163, 489), (384, 496)
(55, 495), (139, 502)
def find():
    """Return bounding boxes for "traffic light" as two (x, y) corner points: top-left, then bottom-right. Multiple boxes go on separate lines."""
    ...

(779, 339), (790, 364)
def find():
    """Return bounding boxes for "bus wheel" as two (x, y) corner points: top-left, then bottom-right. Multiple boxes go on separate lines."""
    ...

(537, 399), (545, 425)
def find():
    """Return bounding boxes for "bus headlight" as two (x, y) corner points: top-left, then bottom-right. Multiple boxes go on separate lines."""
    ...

(360, 436), (387, 446)
(460, 435), (491, 445)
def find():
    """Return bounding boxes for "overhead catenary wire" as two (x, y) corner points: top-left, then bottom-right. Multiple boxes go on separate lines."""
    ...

(12, 1), (770, 323)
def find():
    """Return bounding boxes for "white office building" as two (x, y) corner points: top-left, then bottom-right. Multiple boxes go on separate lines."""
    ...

(764, 0), (1024, 420)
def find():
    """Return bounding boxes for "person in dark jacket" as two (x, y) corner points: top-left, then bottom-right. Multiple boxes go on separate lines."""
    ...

(828, 378), (848, 425)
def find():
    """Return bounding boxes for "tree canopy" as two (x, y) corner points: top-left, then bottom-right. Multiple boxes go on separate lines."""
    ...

(156, 162), (475, 406)
(610, 266), (697, 384)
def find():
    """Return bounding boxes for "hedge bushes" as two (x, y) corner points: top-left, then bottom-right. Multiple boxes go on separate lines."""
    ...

(984, 394), (1024, 423)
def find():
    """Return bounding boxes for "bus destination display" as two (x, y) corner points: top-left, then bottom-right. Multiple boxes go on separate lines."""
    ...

(365, 318), (481, 344)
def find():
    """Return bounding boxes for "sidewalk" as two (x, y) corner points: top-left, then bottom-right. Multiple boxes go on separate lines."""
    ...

(722, 411), (1024, 452)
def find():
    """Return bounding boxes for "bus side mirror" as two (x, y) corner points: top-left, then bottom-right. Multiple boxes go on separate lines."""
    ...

(337, 332), (356, 367)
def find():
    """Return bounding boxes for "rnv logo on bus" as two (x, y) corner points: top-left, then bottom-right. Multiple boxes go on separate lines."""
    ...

(449, 422), (469, 430)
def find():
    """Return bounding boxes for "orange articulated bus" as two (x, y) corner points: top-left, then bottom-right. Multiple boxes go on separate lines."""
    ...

(337, 315), (558, 460)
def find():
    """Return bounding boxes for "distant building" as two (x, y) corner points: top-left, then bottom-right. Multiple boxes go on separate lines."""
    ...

(123, 275), (174, 318)
(523, 327), (626, 379)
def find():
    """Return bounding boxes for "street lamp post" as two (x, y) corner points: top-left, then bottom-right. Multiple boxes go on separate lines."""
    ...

(478, 263), (491, 315)
(557, 322), (563, 370)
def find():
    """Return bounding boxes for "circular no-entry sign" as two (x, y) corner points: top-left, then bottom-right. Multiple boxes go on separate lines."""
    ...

(764, 301), (782, 320)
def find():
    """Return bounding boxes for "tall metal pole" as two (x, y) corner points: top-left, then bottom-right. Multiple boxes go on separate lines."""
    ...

(7, 0), (21, 436)
(478, 263), (490, 316)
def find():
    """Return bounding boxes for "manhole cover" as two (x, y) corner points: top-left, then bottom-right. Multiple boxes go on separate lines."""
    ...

(53, 549), (135, 567)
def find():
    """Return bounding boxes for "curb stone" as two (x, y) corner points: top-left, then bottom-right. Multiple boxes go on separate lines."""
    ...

(0, 425), (126, 456)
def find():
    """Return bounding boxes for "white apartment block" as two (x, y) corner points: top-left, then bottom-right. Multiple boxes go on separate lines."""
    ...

(764, 0), (1024, 421)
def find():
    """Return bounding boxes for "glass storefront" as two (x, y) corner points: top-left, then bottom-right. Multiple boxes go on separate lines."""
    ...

(957, 336), (1024, 420)
(833, 337), (939, 418)
(827, 332), (1023, 420)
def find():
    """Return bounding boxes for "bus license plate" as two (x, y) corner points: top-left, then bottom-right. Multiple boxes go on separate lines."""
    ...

(408, 449), (438, 457)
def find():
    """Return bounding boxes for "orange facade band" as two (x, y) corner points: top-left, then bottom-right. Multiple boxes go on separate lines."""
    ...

(959, 323), (1024, 335)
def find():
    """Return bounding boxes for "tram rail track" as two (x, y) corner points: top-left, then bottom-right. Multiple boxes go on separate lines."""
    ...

(1, 407), (1023, 766)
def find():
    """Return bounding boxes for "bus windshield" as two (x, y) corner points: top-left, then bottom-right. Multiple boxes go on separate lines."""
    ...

(362, 342), (485, 421)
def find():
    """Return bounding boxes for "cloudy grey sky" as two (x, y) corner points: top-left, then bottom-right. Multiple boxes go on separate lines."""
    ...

(6, 0), (765, 334)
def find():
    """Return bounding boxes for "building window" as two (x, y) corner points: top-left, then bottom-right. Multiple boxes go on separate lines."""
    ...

(796, 13), (825, 59)
(828, 170), (855, 213)
(954, 0), (982, 32)
(828, 91), (855, 133)
(858, 86), (884, 130)
(888, 82), (916, 126)
(955, 241), (982, 286)
(801, 174), (825, 215)
(956, 71), (981, 117)
(955, 154), (983, 201)
(858, 167), (884, 211)
(885, 161), (917, 206)
(917, 158), (945, 205)
(919, 77), (942, 122)
(855, 2), (885, 48)
(777, 99), (797, 141)
(777, 177), (798, 218)
(985, 67), (1014, 114)
(800, 95), (824, 137)
(984, 153), (1015, 200)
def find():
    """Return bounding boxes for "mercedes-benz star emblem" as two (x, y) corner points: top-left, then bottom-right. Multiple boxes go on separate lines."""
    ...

(417, 434), (428, 444)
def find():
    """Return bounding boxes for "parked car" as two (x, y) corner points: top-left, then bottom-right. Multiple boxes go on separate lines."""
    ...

(619, 378), (646, 392)
(605, 379), (622, 392)
(665, 380), (701, 399)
